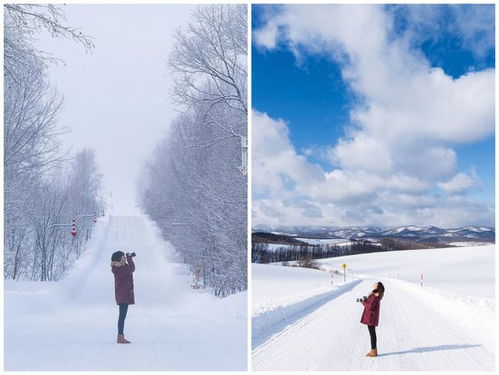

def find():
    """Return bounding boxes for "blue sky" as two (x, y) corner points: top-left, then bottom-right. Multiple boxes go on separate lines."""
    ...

(252, 4), (495, 228)
(253, 48), (351, 169)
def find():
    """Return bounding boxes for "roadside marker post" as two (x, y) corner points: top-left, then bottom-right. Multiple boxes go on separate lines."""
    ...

(71, 219), (77, 238)
(341, 263), (348, 282)
(420, 273), (423, 287)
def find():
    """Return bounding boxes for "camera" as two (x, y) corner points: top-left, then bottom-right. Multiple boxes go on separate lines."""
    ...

(126, 252), (136, 257)
(356, 296), (367, 303)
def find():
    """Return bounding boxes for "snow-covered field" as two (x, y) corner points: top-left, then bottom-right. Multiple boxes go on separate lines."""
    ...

(317, 245), (494, 298)
(449, 241), (494, 247)
(296, 237), (348, 245)
(252, 263), (342, 315)
(4, 216), (247, 371)
(252, 246), (495, 371)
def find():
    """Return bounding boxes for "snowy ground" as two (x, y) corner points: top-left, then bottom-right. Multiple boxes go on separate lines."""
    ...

(5, 216), (247, 371)
(317, 245), (495, 298)
(252, 246), (495, 371)
(449, 241), (494, 247)
(295, 238), (349, 245)
(252, 263), (335, 313)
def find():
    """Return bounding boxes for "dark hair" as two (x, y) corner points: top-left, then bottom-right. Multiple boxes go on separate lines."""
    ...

(374, 282), (385, 299)
(111, 251), (125, 262)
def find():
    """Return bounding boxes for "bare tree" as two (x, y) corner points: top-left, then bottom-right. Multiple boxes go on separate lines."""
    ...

(4, 4), (94, 78)
(140, 5), (247, 296)
(4, 5), (99, 281)
(170, 4), (247, 116)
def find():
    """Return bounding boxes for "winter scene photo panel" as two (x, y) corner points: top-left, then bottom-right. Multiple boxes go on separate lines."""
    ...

(251, 4), (495, 371)
(4, 3), (247, 371)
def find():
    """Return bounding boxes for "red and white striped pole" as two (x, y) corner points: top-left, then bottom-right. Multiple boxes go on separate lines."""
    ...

(71, 219), (77, 238)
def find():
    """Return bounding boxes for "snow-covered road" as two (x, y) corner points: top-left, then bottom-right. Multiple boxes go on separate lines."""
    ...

(252, 277), (494, 371)
(5, 216), (246, 371)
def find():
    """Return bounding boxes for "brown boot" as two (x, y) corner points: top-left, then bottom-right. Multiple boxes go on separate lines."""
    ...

(117, 334), (131, 344)
(365, 349), (377, 357)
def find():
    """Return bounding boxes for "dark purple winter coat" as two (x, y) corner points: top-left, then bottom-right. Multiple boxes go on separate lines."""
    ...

(360, 293), (380, 326)
(111, 255), (135, 305)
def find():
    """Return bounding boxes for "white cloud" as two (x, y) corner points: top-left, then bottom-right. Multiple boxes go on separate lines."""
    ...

(394, 4), (495, 61)
(332, 134), (393, 172)
(438, 171), (477, 194)
(252, 5), (494, 227)
(253, 23), (279, 49)
(252, 111), (324, 197)
(252, 110), (491, 227)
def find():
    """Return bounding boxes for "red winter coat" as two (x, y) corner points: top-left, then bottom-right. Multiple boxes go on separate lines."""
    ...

(360, 293), (380, 326)
(111, 255), (135, 305)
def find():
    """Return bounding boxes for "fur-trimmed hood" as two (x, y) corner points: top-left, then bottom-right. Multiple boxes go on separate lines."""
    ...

(110, 259), (126, 267)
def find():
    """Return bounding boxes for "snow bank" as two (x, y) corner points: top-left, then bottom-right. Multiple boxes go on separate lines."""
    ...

(390, 278), (495, 352)
(252, 263), (337, 314)
(252, 279), (361, 349)
(252, 263), (362, 348)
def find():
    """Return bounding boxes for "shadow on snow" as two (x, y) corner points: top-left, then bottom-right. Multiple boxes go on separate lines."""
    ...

(378, 344), (482, 357)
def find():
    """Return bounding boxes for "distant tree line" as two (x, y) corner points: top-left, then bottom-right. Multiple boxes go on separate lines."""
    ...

(252, 240), (388, 264)
(4, 5), (101, 281)
(252, 237), (455, 264)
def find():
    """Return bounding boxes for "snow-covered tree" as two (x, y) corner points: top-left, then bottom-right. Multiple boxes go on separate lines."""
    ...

(139, 4), (247, 296)
(170, 4), (247, 115)
(4, 4), (93, 76)
(4, 5), (100, 281)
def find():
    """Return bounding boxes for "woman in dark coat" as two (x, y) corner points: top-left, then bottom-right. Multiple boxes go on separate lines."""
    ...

(360, 281), (385, 357)
(111, 251), (135, 344)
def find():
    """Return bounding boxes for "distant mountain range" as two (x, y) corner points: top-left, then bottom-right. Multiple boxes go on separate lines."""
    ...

(252, 225), (495, 244)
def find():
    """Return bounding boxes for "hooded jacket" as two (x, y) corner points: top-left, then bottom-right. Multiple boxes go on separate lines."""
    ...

(360, 292), (380, 326)
(111, 255), (135, 305)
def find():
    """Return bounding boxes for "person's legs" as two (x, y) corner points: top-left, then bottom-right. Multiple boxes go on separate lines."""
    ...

(365, 325), (377, 356)
(118, 303), (129, 336)
(368, 325), (377, 349)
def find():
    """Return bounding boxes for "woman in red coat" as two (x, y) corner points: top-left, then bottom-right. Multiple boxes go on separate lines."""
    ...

(111, 251), (135, 344)
(360, 282), (385, 357)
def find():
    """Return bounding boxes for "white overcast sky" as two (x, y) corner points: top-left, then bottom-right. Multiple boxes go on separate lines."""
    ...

(35, 4), (194, 215)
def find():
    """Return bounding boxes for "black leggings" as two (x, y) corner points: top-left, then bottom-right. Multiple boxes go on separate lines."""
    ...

(118, 303), (129, 335)
(368, 325), (377, 349)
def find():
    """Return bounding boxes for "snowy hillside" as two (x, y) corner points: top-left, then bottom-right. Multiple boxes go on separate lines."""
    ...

(317, 246), (495, 298)
(5, 216), (247, 371)
(252, 246), (495, 370)
(296, 238), (355, 246)
(317, 245), (494, 297)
